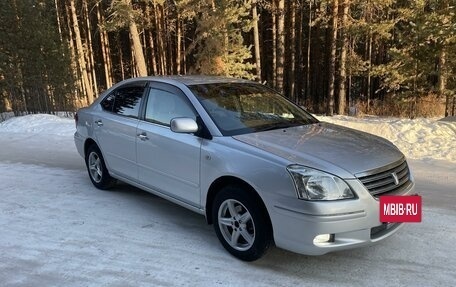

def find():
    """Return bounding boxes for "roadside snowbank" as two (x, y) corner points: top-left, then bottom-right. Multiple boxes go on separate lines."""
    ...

(1, 114), (455, 162)
(0, 114), (74, 136)
(317, 115), (456, 162)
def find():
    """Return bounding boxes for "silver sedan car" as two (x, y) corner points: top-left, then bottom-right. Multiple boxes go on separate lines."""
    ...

(74, 76), (415, 261)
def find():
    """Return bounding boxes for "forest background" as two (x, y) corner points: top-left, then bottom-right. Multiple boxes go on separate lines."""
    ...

(1, 0), (455, 118)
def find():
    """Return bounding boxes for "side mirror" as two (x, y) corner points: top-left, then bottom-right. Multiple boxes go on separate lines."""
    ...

(170, 118), (199, 133)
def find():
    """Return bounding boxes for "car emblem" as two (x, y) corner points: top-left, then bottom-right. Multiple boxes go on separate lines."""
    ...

(391, 172), (399, 185)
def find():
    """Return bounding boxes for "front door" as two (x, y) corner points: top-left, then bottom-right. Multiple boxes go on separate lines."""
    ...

(136, 83), (201, 206)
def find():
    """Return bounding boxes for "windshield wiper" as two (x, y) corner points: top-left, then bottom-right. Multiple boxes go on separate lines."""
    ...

(258, 122), (295, 131)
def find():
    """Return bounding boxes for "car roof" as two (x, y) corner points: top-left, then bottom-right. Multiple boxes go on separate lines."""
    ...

(123, 75), (253, 86)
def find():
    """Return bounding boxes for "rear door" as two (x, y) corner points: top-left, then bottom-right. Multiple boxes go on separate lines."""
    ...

(136, 82), (202, 206)
(95, 82), (146, 181)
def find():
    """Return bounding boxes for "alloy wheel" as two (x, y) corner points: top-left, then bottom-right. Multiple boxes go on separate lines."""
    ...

(88, 151), (102, 183)
(217, 199), (256, 251)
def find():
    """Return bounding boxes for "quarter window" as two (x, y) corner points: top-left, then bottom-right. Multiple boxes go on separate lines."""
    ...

(100, 94), (115, 112)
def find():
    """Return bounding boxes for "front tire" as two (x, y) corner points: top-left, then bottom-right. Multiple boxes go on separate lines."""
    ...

(85, 144), (115, 190)
(212, 185), (272, 261)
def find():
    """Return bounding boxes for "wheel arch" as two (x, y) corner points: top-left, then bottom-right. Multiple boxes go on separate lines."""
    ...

(205, 176), (272, 232)
(84, 138), (98, 158)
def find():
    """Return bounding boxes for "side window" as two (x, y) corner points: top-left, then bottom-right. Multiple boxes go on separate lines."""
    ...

(101, 94), (115, 112)
(112, 86), (145, 118)
(145, 88), (196, 126)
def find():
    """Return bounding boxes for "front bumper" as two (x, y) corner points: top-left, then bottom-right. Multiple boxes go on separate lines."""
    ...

(269, 179), (415, 255)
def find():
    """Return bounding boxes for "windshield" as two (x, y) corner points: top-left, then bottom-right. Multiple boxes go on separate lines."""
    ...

(189, 83), (318, 136)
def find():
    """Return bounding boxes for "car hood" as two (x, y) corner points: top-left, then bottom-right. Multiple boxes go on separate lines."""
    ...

(232, 122), (404, 177)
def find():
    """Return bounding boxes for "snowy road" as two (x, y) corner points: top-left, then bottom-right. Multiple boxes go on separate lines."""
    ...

(0, 115), (455, 286)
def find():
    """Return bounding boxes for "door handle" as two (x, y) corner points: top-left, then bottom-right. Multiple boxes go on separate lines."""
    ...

(94, 120), (103, 126)
(137, 132), (149, 141)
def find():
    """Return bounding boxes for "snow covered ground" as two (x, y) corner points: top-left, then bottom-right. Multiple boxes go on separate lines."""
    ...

(0, 114), (455, 286)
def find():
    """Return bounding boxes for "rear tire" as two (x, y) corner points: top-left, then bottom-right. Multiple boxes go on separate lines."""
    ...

(85, 144), (115, 190)
(212, 185), (272, 261)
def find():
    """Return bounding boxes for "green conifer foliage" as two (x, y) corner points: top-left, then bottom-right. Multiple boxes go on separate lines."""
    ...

(179, 0), (254, 79)
(0, 0), (74, 113)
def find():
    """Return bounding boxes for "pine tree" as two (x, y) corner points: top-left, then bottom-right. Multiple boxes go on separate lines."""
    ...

(106, 0), (148, 77)
(0, 0), (74, 113)
(179, 0), (254, 78)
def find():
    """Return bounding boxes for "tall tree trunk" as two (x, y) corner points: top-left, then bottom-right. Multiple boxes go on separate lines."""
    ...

(64, 3), (82, 106)
(252, 1), (261, 82)
(153, 1), (165, 75)
(145, 3), (157, 75)
(272, 2), (277, 87)
(296, 1), (304, 104)
(126, 3), (148, 77)
(54, 0), (63, 43)
(97, 3), (113, 88)
(312, 23), (322, 112)
(276, 0), (285, 94)
(439, 0), (449, 117)
(287, 1), (296, 101)
(348, 36), (354, 111)
(129, 21), (147, 76)
(11, 0), (27, 112)
(439, 48), (448, 117)
(104, 31), (113, 87)
(366, 31), (372, 113)
(83, 0), (98, 95)
(327, 0), (338, 116)
(69, 0), (93, 104)
(148, 29), (158, 75)
(306, 0), (312, 103)
(182, 20), (187, 74)
(163, 5), (171, 74)
(337, 0), (349, 115)
(365, 2), (373, 113)
(130, 34), (137, 77)
(176, 15), (182, 74)
(124, 0), (147, 76)
(117, 33), (125, 80)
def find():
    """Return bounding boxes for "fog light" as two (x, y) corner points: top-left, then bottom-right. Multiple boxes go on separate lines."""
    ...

(313, 234), (335, 244)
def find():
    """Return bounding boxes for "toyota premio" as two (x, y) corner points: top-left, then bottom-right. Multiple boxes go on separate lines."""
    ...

(74, 76), (415, 261)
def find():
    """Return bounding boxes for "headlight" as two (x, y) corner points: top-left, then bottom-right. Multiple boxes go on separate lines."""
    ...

(287, 165), (355, 200)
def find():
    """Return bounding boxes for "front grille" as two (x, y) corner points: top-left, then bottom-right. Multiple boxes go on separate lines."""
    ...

(357, 159), (412, 197)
